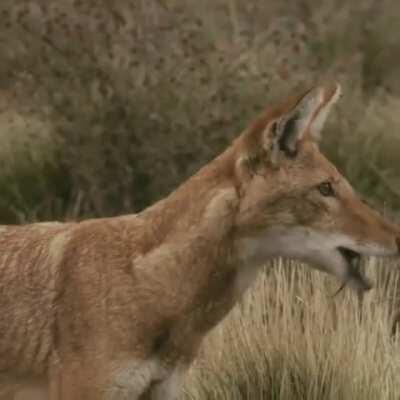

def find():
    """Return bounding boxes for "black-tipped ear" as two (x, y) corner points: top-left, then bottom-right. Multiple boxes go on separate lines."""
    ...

(271, 82), (342, 162)
(237, 82), (342, 175)
(276, 112), (302, 158)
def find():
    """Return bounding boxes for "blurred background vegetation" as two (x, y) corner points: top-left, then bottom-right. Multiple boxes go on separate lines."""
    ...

(0, 0), (399, 224)
(1, 2), (400, 399)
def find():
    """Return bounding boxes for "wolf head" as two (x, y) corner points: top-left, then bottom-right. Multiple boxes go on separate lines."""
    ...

(233, 83), (399, 290)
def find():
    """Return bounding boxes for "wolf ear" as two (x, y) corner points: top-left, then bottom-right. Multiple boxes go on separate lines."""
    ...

(270, 82), (342, 162)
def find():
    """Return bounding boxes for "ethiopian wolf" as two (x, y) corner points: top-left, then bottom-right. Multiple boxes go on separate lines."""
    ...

(0, 83), (399, 399)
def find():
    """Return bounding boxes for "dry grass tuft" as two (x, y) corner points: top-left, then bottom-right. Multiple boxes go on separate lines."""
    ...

(185, 259), (400, 399)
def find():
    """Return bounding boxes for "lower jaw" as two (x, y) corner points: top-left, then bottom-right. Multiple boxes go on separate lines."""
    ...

(346, 270), (372, 291)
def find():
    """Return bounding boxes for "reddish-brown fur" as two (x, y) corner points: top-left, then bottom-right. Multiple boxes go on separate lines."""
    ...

(0, 83), (398, 399)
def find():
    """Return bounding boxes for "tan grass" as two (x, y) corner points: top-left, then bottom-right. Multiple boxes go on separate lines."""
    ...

(185, 259), (400, 399)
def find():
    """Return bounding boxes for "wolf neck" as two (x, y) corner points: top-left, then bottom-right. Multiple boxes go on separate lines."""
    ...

(141, 147), (239, 247)
(136, 148), (252, 326)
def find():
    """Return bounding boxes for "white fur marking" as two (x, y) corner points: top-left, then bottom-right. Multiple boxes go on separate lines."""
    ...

(151, 365), (187, 400)
(106, 359), (165, 400)
(238, 225), (393, 283)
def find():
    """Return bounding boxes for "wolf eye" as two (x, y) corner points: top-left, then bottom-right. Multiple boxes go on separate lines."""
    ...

(318, 181), (335, 197)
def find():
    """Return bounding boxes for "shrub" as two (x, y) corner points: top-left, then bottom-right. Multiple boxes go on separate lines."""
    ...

(0, 0), (399, 219)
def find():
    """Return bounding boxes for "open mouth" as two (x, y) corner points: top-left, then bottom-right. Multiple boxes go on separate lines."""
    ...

(338, 247), (361, 268)
(337, 247), (372, 291)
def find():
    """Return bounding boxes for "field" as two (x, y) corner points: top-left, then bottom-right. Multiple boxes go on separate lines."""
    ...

(0, 0), (400, 398)
(0, 0), (400, 221)
(186, 260), (400, 399)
